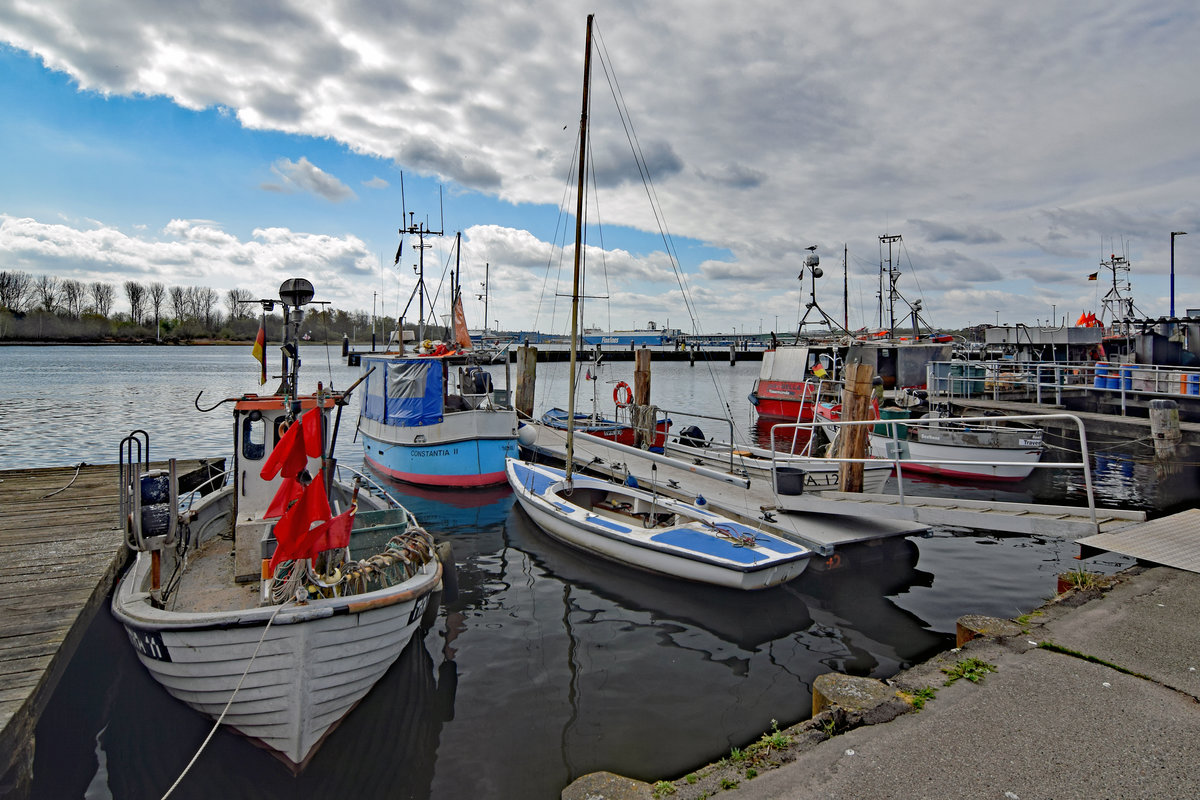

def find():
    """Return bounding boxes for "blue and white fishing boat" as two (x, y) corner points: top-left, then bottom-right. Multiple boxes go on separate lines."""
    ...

(359, 352), (517, 487)
(358, 226), (518, 488)
(506, 460), (810, 590)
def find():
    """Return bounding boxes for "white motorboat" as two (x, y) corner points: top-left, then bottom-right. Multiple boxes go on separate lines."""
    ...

(112, 278), (446, 769)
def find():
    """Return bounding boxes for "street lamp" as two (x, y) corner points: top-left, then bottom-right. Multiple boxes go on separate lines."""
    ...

(1171, 231), (1187, 318)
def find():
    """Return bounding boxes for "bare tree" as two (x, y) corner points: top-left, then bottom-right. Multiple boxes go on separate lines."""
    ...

(225, 287), (255, 320)
(0, 270), (33, 312)
(124, 280), (146, 325)
(61, 279), (86, 317)
(196, 286), (220, 329)
(148, 282), (166, 328)
(34, 275), (62, 312)
(90, 281), (115, 316)
(169, 285), (188, 320)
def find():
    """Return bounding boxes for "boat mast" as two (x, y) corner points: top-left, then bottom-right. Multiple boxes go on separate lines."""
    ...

(565, 13), (594, 482)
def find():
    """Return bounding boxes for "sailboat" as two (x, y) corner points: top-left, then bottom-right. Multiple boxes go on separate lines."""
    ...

(505, 15), (810, 591)
(359, 223), (519, 487)
(112, 278), (446, 769)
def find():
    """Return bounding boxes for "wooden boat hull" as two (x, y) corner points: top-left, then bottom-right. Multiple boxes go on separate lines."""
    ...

(506, 459), (810, 590)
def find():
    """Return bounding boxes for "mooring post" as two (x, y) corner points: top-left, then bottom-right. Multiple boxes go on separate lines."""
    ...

(633, 348), (653, 448)
(689, 345), (696, 367)
(836, 362), (876, 493)
(729, 343), (736, 366)
(1150, 398), (1181, 475)
(515, 344), (537, 421)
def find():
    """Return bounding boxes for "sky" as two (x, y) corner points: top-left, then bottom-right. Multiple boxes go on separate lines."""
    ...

(2, 1), (1199, 336)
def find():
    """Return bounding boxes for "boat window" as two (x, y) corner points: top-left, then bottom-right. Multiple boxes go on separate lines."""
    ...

(242, 415), (266, 460)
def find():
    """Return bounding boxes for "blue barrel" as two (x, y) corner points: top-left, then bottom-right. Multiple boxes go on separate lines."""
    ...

(1121, 365), (1135, 390)
(1190, 374), (1199, 396)
(1093, 363), (1108, 388)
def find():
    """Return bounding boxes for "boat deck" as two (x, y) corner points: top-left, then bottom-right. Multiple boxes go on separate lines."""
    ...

(0, 461), (214, 791)
(522, 424), (927, 556)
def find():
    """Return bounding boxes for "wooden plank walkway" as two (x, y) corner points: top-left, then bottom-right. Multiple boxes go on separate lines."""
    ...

(523, 424), (927, 556)
(0, 461), (210, 792)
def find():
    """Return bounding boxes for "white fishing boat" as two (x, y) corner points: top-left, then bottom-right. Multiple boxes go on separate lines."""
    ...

(112, 278), (446, 770)
(506, 460), (809, 590)
(664, 429), (891, 493)
(507, 15), (810, 590)
(816, 399), (1045, 482)
(869, 411), (1046, 482)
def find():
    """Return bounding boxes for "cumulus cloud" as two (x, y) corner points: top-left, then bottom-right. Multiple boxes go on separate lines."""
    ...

(2, 1), (1199, 328)
(262, 157), (357, 202)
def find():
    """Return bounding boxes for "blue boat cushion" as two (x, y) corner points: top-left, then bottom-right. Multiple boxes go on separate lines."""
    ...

(587, 515), (632, 533)
(716, 522), (805, 554)
(650, 528), (770, 564)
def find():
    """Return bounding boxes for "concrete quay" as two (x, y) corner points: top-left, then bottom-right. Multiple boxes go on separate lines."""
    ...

(563, 565), (1200, 800)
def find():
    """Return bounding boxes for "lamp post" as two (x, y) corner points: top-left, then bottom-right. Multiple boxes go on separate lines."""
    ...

(1171, 231), (1187, 318)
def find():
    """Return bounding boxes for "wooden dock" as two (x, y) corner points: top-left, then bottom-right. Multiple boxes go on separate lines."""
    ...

(522, 424), (928, 556)
(0, 461), (211, 794)
(524, 422), (1146, 542)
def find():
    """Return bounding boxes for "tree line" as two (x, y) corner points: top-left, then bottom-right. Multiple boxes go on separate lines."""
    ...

(0, 269), (404, 343)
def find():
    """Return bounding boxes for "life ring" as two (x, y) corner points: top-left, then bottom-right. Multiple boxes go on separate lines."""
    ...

(613, 381), (633, 408)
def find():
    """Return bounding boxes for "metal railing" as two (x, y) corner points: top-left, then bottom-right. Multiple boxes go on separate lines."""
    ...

(925, 359), (1200, 415)
(767, 412), (1099, 525)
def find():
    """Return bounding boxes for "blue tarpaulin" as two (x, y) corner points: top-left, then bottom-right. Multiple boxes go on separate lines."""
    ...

(361, 357), (444, 426)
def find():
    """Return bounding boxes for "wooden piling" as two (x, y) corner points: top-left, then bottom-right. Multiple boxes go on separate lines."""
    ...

(634, 348), (652, 406)
(515, 344), (537, 421)
(1150, 398), (1181, 476)
(836, 362), (876, 493)
(729, 344), (736, 365)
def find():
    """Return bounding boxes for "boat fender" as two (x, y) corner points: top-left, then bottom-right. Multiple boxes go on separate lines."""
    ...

(435, 540), (458, 604)
(613, 381), (633, 408)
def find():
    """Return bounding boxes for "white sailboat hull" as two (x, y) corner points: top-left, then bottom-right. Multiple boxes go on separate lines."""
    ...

(506, 459), (810, 590)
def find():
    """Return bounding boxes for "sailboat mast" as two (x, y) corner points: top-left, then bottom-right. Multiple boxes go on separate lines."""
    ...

(565, 13), (594, 481)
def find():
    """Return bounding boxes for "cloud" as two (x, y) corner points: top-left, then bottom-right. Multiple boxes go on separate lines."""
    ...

(261, 157), (357, 202)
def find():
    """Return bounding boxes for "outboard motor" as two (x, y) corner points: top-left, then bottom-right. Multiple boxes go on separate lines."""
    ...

(678, 425), (708, 448)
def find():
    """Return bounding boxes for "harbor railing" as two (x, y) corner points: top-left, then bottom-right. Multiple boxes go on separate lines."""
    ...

(767, 412), (1099, 526)
(925, 359), (1200, 415)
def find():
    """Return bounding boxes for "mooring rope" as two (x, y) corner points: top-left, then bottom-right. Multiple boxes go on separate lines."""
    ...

(39, 462), (85, 499)
(159, 598), (293, 800)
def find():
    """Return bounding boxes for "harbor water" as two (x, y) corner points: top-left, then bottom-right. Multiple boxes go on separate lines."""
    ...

(0, 344), (1150, 799)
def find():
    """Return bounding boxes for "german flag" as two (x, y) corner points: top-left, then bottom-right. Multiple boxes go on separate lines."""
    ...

(252, 317), (267, 385)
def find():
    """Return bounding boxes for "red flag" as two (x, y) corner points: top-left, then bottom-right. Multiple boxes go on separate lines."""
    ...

(252, 318), (267, 385)
(260, 408), (324, 480)
(268, 471), (332, 572)
(264, 475), (304, 518)
(312, 505), (356, 552)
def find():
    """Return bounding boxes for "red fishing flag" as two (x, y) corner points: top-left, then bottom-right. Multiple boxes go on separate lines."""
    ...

(264, 474), (305, 518)
(260, 408), (325, 481)
(252, 317), (267, 385)
(312, 504), (356, 552)
(268, 471), (333, 572)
